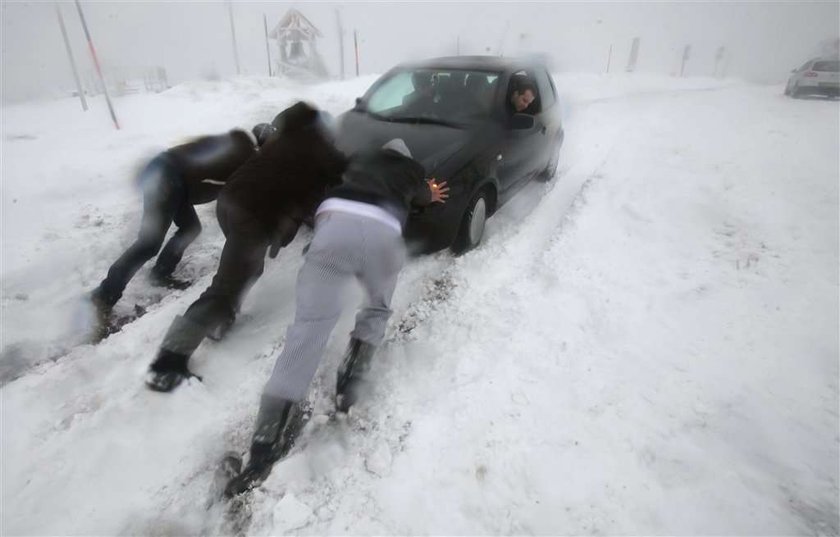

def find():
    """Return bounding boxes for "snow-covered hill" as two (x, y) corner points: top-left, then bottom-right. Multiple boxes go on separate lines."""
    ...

(1, 73), (837, 535)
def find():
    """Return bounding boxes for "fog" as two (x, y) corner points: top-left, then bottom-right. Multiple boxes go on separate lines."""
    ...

(2, 1), (838, 102)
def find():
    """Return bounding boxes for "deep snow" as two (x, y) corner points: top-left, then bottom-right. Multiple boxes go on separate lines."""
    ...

(1, 72), (838, 535)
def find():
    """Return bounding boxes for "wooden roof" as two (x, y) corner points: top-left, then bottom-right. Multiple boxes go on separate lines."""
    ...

(269, 8), (322, 40)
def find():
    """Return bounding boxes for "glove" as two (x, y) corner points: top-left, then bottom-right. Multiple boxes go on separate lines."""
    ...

(268, 215), (300, 259)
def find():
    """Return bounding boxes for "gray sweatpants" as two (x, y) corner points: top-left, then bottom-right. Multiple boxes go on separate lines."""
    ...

(263, 211), (406, 402)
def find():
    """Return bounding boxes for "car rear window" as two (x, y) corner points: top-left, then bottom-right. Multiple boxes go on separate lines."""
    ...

(812, 61), (839, 72)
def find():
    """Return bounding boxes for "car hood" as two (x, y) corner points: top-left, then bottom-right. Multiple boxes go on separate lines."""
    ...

(336, 111), (484, 175)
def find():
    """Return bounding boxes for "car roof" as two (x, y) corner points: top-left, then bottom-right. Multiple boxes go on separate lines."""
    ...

(395, 55), (541, 73)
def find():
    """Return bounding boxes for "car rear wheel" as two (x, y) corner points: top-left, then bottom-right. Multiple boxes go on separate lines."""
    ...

(451, 189), (489, 254)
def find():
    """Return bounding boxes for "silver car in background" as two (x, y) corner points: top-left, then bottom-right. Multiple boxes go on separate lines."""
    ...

(785, 58), (840, 98)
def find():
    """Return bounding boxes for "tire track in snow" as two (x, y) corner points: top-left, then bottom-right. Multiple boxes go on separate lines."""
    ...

(3, 77), (680, 535)
(232, 94), (647, 534)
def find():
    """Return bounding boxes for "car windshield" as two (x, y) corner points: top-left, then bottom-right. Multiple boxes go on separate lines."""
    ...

(363, 68), (500, 126)
(812, 61), (840, 72)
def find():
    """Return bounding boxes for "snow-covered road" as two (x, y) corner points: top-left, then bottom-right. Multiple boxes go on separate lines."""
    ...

(2, 74), (837, 535)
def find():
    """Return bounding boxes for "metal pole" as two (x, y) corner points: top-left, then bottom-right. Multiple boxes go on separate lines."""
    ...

(335, 8), (345, 80)
(227, 1), (241, 75)
(497, 21), (510, 57)
(74, 0), (119, 129)
(626, 37), (640, 72)
(457, 36), (460, 55)
(354, 30), (359, 77)
(680, 44), (691, 77)
(714, 46), (726, 78)
(263, 13), (272, 76)
(606, 43), (612, 73)
(55, 3), (87, 111)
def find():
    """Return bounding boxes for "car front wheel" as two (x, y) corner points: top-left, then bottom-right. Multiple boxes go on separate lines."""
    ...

(538, 136), (562, 182)
(452, 189), (489, 254)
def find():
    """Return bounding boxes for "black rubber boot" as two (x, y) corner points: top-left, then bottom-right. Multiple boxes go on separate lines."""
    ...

(145, 349), (199, 392)
(207, 316), (234, 342)
(88, 288), (117, 342)
(148, 269), (191, 290)
(224, 395), (296, 497)
(335, 338), (377, 413)
(90, 286), (118, 311)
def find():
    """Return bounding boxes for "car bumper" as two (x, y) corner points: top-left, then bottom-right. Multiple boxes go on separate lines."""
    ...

(817, 82), (840, 95)
(797, 79), (839, 88)
(796, 83), (840, 96)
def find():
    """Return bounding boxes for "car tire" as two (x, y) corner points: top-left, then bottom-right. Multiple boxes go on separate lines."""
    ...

(538, 136), (562, 182)
(451, 189), (489, 255)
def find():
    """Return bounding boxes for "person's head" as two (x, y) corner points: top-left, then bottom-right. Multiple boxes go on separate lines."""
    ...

(509, 79), (536, 113)
(271, 101), (319, 134)
(270, 101), (336, 142)
(411, 71), (434, 95)
(251, 123), (277, 147)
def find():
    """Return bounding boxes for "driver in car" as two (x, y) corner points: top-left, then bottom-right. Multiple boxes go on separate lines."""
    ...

(506, 76), (537, 115)
(401, 71), (436, 114)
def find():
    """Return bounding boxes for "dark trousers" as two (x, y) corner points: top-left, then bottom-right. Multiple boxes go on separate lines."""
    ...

(159, 201), (269, 357)
(97, 155), (201, 306)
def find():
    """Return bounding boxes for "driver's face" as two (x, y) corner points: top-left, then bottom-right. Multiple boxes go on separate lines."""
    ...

(512, 89), (535, 112)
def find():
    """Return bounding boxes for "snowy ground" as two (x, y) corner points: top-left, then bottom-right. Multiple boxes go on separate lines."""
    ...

(1, 72), (838, 535)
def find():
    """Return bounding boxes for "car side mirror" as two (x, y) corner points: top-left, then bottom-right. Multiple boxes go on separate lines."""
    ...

(510, 113), (535, 130)
(354, 97), (364, 110)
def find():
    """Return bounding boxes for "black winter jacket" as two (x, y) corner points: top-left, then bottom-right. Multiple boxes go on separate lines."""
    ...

(165, 129), (257, 205)
(218, 102), (347, 239)
(326, 148), (430, 227)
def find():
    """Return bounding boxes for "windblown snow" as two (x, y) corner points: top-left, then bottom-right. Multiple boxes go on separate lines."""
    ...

(1, 73), (837, 535)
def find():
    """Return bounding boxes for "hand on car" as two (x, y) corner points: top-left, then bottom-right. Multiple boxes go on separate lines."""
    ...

(427, 179), (449, 203)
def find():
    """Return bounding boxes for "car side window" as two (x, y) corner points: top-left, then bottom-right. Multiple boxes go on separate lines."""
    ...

(797, 61), (812, 72)
(535, 69), (556, 109)
(813, 60), (840, 72)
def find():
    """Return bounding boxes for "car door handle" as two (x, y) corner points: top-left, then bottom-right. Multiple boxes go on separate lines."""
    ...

(540, 126), (547, 134)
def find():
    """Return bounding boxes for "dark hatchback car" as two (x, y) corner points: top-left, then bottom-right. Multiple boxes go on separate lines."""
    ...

(335, 56), (564, 254)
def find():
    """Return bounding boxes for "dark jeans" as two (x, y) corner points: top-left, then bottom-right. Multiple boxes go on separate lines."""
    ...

(159, 201), (269, 357)
(97, 155), (201, 306)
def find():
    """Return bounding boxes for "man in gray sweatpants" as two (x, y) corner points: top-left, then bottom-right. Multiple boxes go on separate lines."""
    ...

(224, 139), (448, 497)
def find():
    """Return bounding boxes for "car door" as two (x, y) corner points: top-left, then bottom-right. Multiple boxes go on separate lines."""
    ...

(533, 67), (562, 169)
(531, 67), (561, 171)
(496, 70), (543, 196)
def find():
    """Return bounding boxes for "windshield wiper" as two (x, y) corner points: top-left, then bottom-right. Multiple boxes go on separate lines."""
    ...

(375, 115), (464, 128)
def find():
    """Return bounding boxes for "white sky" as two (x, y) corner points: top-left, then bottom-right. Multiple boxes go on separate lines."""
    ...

(2, 1), (839, 102)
